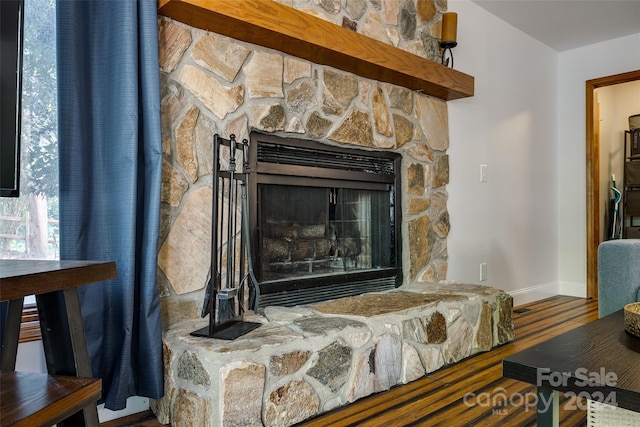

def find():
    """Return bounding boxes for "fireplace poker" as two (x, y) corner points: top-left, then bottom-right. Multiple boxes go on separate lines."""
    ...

(237, 141), (250, 314)
(199, 133), (222, 335)
(240, 150), (261, 311)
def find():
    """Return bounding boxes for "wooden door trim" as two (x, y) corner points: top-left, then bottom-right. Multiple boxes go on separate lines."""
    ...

(586, 69), (640, 299)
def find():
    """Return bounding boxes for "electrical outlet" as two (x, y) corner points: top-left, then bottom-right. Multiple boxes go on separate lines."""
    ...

(480, 263), (488, 281)
(480, 164), (488, 182)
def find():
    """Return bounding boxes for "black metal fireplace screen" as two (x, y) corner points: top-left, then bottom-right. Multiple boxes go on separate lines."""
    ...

(247, 132), (402, 310)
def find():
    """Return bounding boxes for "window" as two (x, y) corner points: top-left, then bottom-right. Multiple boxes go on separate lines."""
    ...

(0, 0), (57, 341)
(0, 0), (58, 263)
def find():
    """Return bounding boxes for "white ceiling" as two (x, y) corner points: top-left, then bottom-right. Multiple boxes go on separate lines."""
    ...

(470, 0), (640, 52)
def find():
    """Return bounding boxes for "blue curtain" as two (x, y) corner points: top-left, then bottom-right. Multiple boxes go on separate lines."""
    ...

(56, 0), (163, 410)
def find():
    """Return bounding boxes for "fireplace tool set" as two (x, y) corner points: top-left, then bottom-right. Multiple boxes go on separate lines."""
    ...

(191, 134), (261, 340)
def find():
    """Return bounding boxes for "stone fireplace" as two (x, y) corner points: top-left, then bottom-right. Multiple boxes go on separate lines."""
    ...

(156, 12), (458, 316)
(246, 132), (402, 309)
(153, 1), (512, 426)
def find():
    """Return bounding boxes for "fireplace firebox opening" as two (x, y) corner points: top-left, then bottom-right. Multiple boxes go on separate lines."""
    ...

(247, 132), (402, 311)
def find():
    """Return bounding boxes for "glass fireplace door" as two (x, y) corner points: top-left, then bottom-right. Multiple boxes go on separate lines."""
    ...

(258, 184), (394, 283)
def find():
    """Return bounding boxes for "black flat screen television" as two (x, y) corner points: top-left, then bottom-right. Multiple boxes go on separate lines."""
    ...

(0, 0), (25, 197)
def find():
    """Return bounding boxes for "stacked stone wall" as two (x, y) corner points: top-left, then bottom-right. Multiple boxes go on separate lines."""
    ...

(158, 0), (452, 329)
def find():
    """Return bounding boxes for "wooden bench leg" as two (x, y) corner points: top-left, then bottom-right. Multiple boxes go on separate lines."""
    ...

(37, 289), (99, 427)
(1, 298), (24, 371)
(64, 288), (99, 427)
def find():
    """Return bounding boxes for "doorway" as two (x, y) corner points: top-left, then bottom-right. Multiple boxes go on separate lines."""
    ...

(586, 70), (640, 299)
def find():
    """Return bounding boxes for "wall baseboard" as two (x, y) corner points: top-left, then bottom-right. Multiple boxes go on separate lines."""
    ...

(558, 281), (587, 299)
(508, 282), (560, 306)
(99, 410), (156, 427)
(98, 397), (150, 423)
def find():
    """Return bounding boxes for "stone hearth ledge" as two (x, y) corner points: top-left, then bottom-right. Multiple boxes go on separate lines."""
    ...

(151, 282), (515, 427)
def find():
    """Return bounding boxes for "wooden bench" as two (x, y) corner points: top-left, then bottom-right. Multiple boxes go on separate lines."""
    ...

(0, 370), (101, 427)
(1, 260), (116, 426)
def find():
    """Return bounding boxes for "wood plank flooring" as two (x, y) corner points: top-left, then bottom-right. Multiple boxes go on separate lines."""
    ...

(297, 295), (599, 427)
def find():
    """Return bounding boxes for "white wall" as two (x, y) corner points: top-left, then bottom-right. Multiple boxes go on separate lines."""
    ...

(15, 340), (47, 372)
(557, 33), (640, 295)
(597, 87), (617, 241)
(447, 0), (560, 305)
(445, 1), (640, 305)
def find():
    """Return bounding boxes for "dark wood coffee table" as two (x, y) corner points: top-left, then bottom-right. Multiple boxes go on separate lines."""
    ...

(503, 309), (640, 427)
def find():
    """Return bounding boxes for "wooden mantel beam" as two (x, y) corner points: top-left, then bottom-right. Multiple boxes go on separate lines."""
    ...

(158, 0), (474, 101)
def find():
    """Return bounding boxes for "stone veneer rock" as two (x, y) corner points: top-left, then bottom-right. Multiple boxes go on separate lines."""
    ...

(158, 11), (452, 305)
(152, 283), (515, 426)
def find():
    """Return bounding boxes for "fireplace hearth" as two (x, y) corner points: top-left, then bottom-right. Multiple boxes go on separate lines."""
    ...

(246, 133), (403, 310)
(154, 283), (515, 426)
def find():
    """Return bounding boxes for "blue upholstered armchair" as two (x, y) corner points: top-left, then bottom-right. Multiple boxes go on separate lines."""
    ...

(597, 239), (640, 317)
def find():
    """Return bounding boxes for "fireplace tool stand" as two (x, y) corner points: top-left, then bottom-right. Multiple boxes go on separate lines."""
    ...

(191, 134), (261, 340)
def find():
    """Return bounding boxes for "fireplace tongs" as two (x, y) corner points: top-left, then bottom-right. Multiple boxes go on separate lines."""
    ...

(191, 134), (261, 340)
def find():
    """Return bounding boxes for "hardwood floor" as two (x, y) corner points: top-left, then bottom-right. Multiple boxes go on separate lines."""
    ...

(297, 295), (599, 427)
